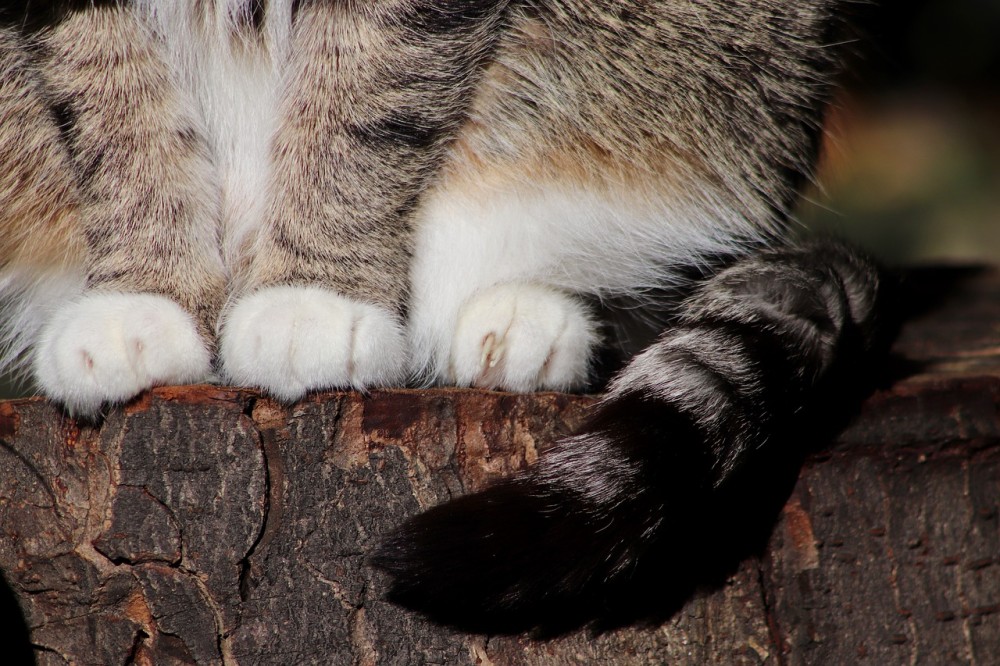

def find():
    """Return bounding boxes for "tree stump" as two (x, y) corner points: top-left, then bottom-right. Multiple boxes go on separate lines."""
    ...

(1, 267), (998, 665)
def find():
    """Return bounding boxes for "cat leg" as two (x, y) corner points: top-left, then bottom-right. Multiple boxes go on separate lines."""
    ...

(220, 3), (507, 399)
(28, 7), (224, 414)
(407, 180), (611, 392)
(219, 5), (407, 398)
(0, 27), (88, 394)
(408, 164), (751, 391)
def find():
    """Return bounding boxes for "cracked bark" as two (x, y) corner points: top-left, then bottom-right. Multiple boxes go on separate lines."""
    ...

(0, 267), (998, 665)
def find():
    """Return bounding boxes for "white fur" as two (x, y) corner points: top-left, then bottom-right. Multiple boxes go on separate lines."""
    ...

(408, 174), (764, 386)
(219, 286), (407, 401)
(451, 283), (596, 391)
(32, 292), (212, 415)
(0, 268), (87, 388)
(136, 0), (291, 268)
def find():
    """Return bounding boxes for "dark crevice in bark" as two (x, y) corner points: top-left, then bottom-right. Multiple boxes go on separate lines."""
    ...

(239, 426), (271, 604)
(122, 629), (148, 666)
(241, 396), (258, 419)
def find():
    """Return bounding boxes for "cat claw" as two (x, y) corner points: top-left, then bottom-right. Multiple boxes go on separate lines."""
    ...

(450, 283), (596, 392)
(480, 332), (506, 371)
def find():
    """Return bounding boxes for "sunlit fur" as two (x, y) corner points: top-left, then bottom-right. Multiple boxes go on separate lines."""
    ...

(1, 1), (883, 633)
(2, 1), (844, 404)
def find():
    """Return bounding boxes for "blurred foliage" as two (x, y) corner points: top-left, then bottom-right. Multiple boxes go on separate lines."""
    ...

(798, 0), (1000, 263)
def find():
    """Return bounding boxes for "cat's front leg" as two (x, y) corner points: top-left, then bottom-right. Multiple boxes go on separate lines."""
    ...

(27, 7), (223, 415)
(220, 2), (508, 400)
(407, 171), (679, 393)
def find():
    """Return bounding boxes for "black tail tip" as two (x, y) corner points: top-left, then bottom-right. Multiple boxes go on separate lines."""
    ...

(369, 478), (655, 635)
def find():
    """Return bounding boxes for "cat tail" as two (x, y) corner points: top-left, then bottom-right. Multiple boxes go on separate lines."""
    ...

(372, 240), (886, 634)
(0, 28), (87, 385)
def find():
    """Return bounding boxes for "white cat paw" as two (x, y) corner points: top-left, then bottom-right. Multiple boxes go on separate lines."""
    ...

(449, 284), (597, 391)
(220, 286), (407, 401)
(32, 293), (212, 415)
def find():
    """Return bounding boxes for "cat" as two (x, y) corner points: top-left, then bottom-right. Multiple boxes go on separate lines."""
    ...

(1, 0), (884, 634)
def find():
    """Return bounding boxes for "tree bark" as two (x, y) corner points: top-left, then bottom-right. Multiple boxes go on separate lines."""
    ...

(1, 266), (998, 665)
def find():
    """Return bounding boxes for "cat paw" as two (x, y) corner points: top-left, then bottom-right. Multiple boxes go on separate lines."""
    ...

(32, 293), (212, 416)
(449, 284), (597, 391)
(220, 286), (407, 401)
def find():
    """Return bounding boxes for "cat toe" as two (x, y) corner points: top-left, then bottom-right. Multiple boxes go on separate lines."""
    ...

(32, 293), (212, 416)
(220, 286), (407, 401)
(450, 284), (596, 391)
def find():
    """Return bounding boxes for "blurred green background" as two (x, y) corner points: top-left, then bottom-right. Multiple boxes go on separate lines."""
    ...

(1, 0), (997, 399)
(799, 0), (1000, 263)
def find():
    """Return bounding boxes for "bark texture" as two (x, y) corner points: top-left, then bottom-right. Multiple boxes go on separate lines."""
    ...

(1, 266), (998, 665)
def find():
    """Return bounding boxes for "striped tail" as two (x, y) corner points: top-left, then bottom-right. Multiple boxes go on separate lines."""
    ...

(372, 240), (886, 634)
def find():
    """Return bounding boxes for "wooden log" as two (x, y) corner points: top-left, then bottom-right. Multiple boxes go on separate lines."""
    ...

(0, 266), (998, 665)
